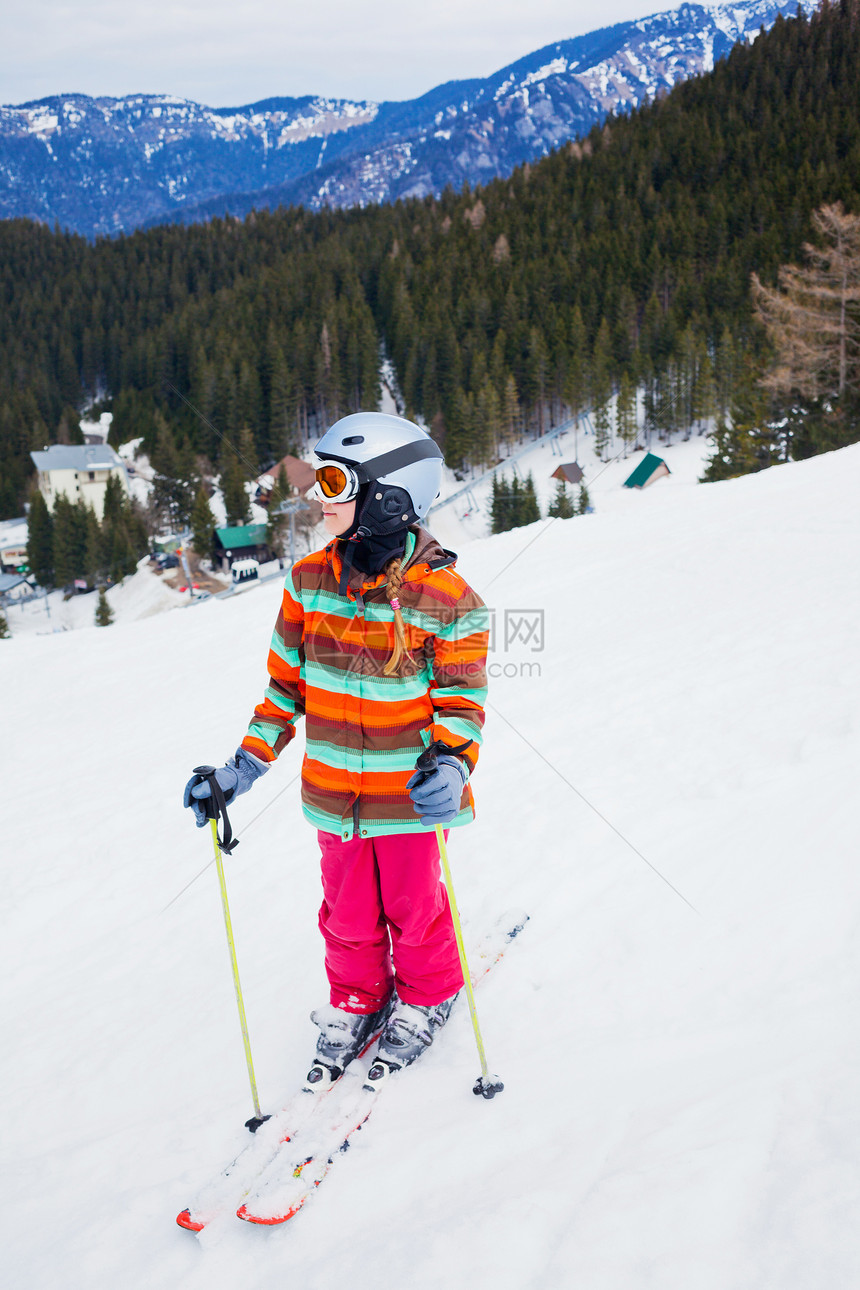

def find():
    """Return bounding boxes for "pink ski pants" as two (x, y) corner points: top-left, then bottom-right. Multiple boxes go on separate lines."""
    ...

(317, 829), (464, 1013)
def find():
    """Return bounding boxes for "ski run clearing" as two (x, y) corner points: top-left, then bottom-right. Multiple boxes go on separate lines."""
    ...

(2, 441), (859, 1289)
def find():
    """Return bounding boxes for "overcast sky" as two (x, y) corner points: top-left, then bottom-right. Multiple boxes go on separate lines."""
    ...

(1, 0), (688, 108)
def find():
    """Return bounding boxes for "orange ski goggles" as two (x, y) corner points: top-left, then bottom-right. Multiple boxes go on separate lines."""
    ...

(313, 461), (363, 503)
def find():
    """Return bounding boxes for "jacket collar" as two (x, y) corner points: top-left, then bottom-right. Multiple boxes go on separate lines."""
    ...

(325, 526), (457, 595)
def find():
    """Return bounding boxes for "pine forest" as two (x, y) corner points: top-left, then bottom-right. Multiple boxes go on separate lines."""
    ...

(1, 0), (859, 521)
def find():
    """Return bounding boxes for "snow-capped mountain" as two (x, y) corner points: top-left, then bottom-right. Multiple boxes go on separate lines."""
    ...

(0, 0), (817, 236)
(0, 94), (380, 236)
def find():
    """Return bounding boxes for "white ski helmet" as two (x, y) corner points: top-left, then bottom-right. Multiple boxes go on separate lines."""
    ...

(313, 412), (443, 534)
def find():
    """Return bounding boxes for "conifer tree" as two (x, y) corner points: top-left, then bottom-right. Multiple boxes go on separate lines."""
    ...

(692, 344), (717, 434)
(492, 470), (542, 529)
(525, 329), (549, 432)
(507, 475), (522, 527)
(475, 381), (501, 466)
(237, 426), (260, 481)
(644, 369), (678, 446)
(491, 472), (531, 533)
(752, 201), (860, 454)
(577, 483), (591, 515)
(84, 505), (103, 586)
(713, 328), (737, 420)
(0, 609), (9, 639)
(95, 587), (114, 626)
(190, 485), (217, 558)
(616, 372), (638, 455)
(151, 415), (195, 530)
(519, 473), (541, 525)
(26, 489), (54, 588)
(52, 495), (87, 589)
(268, 349), (299, 458)
(265, 465), (291, 558)
(591, 319), (613, 461)
(99, 474), (142, 580)
(752, 203), (860, 404)
(701, 362), (771, 480)
(108, 526), (137, 583)
(101, 474), (126, 530)
(564, 308), (588, 427)
(447, 388), (476, 472)
(220, 450), (250, 526)
(56, 406), (83, 445)
(501, 374), (521, 451)
(548, 479), (576, 518)
(490, 473), (510, 534)
(616, 285), (641, 374)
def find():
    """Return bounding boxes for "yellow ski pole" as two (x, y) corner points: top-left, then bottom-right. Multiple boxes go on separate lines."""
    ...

(209, 817), (267, 1129)
(192, 765), (269, 1132)
(435, 823), (504, 1099)
(413, 741), (503, 1099)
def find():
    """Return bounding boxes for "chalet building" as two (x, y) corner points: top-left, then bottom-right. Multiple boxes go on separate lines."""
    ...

(622, 453), (671, 489)
(30, 444), (130, 521)
(0, 571), (29, 606)
(255, 454), (316, 504)
(551, 462), (584, 486)
(213, 523), (272, 574)
(0, 520), (28, 573)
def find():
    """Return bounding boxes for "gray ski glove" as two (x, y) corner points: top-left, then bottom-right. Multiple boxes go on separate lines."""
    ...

(183, 749), (268, 827)
(406, 754), (467, 826)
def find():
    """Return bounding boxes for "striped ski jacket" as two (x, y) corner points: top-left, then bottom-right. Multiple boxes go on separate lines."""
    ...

(241, 526), (489, 840)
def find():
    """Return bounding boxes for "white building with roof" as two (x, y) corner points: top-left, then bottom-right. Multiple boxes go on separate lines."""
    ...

(30, 444), (130, 521)
(0, 517), (29, 572)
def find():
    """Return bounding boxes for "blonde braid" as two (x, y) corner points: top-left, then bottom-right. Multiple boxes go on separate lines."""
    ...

(383, 557), (411, 675)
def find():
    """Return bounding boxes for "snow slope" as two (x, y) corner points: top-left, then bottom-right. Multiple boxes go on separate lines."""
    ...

(2, 444), (859, 1289)
(5, 426), (712, 640)
(428, 423), (713, 551)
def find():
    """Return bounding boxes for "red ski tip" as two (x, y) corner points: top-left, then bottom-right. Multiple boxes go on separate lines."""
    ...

(176, 1209), (205, 1232)
(237, 1201), (304, 1226)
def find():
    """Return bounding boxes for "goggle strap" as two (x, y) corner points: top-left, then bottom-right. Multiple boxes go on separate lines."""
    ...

(318, 438), (441, 501)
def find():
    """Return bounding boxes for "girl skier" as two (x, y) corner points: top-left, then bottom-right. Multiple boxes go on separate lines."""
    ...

(184, 412), (489, 1088)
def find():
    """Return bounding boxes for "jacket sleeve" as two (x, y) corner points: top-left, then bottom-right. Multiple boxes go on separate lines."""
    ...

(241, 570), (305, 763)
(427, 576), (489, 774)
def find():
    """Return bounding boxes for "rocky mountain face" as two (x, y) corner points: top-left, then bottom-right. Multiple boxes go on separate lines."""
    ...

(0, 0), (817, 236)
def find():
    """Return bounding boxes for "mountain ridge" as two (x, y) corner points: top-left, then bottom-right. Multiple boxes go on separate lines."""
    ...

(0, 0), (817, 236)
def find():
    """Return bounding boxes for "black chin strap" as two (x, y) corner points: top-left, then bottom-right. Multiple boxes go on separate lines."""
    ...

(337, 526), (371, 596)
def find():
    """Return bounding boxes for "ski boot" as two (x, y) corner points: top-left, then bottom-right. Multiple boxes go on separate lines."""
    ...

(304, 998), (394, 1092)
(364, 993), (459, 1089)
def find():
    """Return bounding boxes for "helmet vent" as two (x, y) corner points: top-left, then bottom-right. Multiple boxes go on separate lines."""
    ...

(342, 435), (365, 445)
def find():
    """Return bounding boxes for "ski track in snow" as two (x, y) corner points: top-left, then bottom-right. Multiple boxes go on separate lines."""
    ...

(2, 440), (860, 1288)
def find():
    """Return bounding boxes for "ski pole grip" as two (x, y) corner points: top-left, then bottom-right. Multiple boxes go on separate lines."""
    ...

(191, 765), (219, 822)
(415, 746), (438, 777)
(192, 765), (239, 853)
(414, 737), (473, 781)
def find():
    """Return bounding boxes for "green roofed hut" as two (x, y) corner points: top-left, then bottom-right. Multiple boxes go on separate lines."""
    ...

(213, 523), (271, 574)
(622, 452), (671, 490)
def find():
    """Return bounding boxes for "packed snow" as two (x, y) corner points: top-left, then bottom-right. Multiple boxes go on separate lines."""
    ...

(2, 441), (859, 1288)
